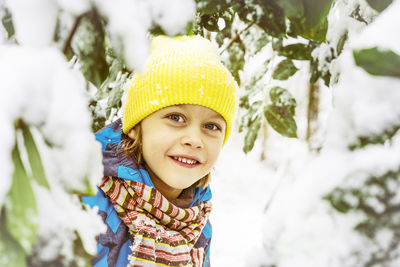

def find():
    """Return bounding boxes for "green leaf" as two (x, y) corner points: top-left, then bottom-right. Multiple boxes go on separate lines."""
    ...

(72, 231), (95, 265)
(1, 8), (15, 39)
(226, 41), (245, 85)
(349, 124), (400, 150)
(98, 49), (124, 97)
(6, 141), (38, 254)
(0, 211), (27, 267)
(353, 47), (400, 78)
(272, 59), (298, 80)
(275, 0), (304, 18)
(196, 3), (235, 33)
(239, 100), (263, 132)
(309, 44), (331, 86)
(269, 86), (296, 115)
(366, 0), (393, 12)
(70, 174), (96, 196)
(100, 53), (124, 92)
(149, 25), (167, 36)
(106, 84), (124, 117)
(244, 61), (269, 92)
(272, 38), (283, 51)
(253, 33), (270, 55)
(200, 14), (220, 32)
(243, 115), (262, 154)
(288, 0), (334, 42)
(257, 0), (287, 37)
(71, 9), (108, 88)
(309, 57), (319, 84)
(323, 192), (353, 214)
(195, 0), (232, 15)
(278, 43), (312, 60)
(239, 95), (250, 110)
(336, 31), (348, 56)
(264, 104), (297, 138)
(20, 122), (50, 189)
(236, 0), (286, 38)
(220, 8), (235, 29)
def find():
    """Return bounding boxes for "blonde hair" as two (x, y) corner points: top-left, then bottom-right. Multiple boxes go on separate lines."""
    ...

(120, 124), (211, 188)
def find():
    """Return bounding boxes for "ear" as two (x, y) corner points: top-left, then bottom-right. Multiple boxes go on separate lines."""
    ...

(127, 128), (137, 140)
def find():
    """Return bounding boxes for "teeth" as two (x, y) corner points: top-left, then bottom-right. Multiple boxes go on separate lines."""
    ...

(173, 156), (197, 164)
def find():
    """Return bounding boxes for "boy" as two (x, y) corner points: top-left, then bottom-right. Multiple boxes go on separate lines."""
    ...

(83, 35), (238, 267)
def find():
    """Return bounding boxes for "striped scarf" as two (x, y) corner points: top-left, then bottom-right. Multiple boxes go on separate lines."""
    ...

(100, 176), (212, 267)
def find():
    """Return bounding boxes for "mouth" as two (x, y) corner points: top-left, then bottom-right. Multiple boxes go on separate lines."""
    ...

(169, 156), (201, 168)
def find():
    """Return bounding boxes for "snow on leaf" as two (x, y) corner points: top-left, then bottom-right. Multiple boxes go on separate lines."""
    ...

(269, 86), (296, 116)
(20, 121), (50, 189)
(272, 58), (298, 80)
(6, 140), (38, 254)
(264, 104), (297, 138)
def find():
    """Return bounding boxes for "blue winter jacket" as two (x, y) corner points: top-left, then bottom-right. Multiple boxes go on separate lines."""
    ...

(82, 119), (212, 267)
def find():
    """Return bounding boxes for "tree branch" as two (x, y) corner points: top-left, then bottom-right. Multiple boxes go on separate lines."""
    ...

(62, 12), (90, 55)
(219, 21), (255, 55)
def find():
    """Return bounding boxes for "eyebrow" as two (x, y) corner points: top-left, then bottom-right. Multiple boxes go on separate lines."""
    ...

(170, 105), (226, 123)
(208, 113), (225, 121)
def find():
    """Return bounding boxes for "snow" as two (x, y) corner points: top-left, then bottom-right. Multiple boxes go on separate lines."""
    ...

(326, 51), (400, 148)
(0, 113), (13, 206)
(217, 18), (226, 31)
(0, 43), (104, 264)
(326, 1), (400, 147)
(0, 44), (105, 263)
(5, 0), (58, 47)
(351, 0), (400, 53)
(93, 0), (151, 72)
(94, 0), (195, 72)
(2, 0), (400, 265)
(212, 134), (274, 266)
(212, 1), (400, 266)
(32, 185), (105, 262)
(55, 0), (90, 16)
(150, 0), (196, 36)
(0, 0), (198, 264)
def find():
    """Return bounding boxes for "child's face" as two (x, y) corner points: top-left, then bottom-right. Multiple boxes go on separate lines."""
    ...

(137, 104), (226, 198)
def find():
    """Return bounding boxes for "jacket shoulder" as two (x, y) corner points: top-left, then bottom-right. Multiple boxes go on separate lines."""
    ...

(82, 189), (131, 266)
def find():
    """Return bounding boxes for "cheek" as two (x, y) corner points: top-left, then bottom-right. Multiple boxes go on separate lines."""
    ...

(142, 134), (159, 159)
(142, 131), (170, 160)
(206, 143), (222, 167)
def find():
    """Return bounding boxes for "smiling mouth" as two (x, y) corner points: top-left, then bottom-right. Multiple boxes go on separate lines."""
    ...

(169, 156), (200, 168)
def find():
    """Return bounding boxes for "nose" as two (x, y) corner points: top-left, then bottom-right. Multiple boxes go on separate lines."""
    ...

(180, 127), (204, 149)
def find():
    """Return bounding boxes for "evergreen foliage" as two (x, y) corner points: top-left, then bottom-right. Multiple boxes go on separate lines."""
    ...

(325, 167), (400, 266)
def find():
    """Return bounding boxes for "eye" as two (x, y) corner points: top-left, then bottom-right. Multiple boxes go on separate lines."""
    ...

(204, 123), (220, 131)
(168, 114), (184, 122)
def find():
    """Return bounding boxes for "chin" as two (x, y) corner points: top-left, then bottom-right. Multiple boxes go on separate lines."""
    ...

(167, 179), (199, 190)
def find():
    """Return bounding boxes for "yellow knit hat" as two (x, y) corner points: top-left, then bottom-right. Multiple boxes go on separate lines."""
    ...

(123, 35), (238, 145)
